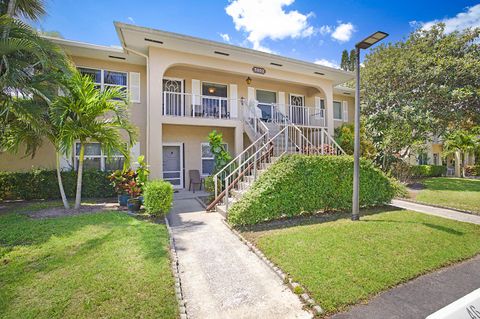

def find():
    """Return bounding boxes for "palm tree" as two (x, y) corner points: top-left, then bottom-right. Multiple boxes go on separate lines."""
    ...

(0, 3), (73, 208)
(0, 0), (46, 20)
(51, 71), (138, 209)
(443, 128), (480, 178)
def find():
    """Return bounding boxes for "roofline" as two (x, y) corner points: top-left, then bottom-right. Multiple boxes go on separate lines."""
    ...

(42, 36), (125, 54)
(114, 21), (354, 79)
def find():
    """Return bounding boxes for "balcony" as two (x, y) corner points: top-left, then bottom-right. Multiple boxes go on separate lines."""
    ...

(256, 103), (326, 127)
(163, 92), (239, 120)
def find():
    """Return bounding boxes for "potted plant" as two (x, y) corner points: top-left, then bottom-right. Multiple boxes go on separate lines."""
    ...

(109, 169), (135, 207)
(126, 179), (142, 213)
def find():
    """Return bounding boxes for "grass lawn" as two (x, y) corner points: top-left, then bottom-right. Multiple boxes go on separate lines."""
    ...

(0, 204), (178, 319)
(241, 209), (480, 315)
(413, 177), (480, 213)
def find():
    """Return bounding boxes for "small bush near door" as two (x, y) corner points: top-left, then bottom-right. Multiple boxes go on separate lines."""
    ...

(143, 180), (174, 216)
(410, 165), (447, 178)
(228, 155), (396, 226)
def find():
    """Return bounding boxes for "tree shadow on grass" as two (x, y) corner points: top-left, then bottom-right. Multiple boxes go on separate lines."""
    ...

(361, 219), (465, 236)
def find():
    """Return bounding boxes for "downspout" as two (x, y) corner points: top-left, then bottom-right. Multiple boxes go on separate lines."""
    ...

(121, 43), (151, 166)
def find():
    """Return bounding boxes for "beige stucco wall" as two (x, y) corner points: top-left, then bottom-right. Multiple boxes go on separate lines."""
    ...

(0, 142), (56, 171)
(162, 124), (235, 187)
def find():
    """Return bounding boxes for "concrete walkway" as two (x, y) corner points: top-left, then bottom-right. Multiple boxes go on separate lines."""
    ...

(391, 199), (480, 225)
(167, 198), (311, 319)
(330, 255), (480, 319)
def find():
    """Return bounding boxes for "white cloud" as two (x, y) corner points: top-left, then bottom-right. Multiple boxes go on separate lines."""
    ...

(219, 33), (231, 43)
(331, 22), (355, 42)
(225, 0), (314, 52)
(127, 17), (135, 24)
(319, 25), (332, 35)
(421, 4), (480, 32)
(314, 58), (339, 69)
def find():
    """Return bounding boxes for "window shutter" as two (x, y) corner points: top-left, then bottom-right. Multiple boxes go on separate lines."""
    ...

(314, 97), (323, 119)
(229, 84), (238, 118)
(130, 142), (141, 169)
(342, 101), (348, 122)
(129, 72), (141, 103)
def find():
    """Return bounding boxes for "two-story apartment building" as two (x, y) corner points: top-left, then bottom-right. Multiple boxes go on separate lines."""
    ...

(0, 22), (356, 189)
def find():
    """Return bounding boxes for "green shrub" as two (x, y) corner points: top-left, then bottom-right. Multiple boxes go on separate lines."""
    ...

(143, 180), (174, 216)
(410, 165), (446, 177)
(228, 155), (395, 226)
(0, 169), (115, 201)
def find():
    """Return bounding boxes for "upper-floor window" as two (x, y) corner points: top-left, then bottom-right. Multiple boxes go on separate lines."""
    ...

(74, 142), (125, 171)
(78, 67), (128, 97)
(333, 101), (343, 120)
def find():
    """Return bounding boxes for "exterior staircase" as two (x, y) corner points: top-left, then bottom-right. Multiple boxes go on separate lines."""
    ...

(206, 102), (345, 217)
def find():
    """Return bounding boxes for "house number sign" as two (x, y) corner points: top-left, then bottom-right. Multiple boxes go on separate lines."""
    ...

(252, 66), (266, 75)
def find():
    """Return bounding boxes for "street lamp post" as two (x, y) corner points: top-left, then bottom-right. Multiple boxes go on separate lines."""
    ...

(352, 31), (388, 221)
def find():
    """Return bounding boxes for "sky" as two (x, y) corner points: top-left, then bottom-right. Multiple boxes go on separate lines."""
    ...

(31, 0), (480, 68)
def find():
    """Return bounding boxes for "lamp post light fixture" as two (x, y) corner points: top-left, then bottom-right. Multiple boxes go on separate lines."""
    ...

(352, 31), (388, 221)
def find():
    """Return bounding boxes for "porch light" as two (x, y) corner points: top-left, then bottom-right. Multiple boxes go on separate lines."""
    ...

(352, 31), (388, 222)
(208, 87), (216, 94)
(246, 77), (252, 85)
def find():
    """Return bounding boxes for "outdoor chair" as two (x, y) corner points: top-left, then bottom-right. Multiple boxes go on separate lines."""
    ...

(189, 170), (204, 193)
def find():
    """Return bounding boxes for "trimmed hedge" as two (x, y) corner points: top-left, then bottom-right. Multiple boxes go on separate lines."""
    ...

(0, 169), (115, 201)
(410, 165), (446, 178)
(143, 180), (174, 216)
(228, 155), (396, 226)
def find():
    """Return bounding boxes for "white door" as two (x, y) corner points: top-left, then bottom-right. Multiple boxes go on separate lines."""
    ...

(163, 144), (183, 188)
(289, 94), (306, 125)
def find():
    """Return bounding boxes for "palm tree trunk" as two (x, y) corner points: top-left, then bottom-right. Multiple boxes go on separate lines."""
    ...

(74, 142), (85, 209)
(462, 153), (467, 178)
(6, 0), (16, 17)
(56, 151), (70, 209)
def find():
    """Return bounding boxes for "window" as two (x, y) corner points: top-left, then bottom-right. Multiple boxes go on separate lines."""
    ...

(78, 67), (127, 96)
(333, 101), (342, 120)
(417, 153), (429, 165)
(202, 82), (227, 97)
(201, 142), (228, 175)
(74, 142), (125, 171)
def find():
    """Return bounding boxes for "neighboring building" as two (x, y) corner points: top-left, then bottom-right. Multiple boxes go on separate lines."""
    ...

(407, 136), (477, 176)
(0, 22), (355, 189)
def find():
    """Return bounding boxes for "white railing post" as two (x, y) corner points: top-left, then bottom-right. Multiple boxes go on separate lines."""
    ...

(321, 128), (325, 155)
(163, 92), (166, 116)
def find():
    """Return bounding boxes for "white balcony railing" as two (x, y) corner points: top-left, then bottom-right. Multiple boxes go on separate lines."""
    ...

(163, 92), (239, 119)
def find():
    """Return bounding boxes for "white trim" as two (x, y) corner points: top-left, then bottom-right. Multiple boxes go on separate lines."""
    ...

(77, 66), (128, 93)
(73, 142), (124, 171)
(162, 142), (184, 189)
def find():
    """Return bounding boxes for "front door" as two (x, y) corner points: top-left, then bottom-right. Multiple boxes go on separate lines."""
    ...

(163, 78), (184, 116)
(163, 144), (183, 188)
(289, 94), (305, 125)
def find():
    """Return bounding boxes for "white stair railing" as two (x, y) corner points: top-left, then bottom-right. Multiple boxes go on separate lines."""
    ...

(208, 100), (345, 214)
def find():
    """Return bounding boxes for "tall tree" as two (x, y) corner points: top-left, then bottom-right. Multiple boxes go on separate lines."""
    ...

(348, 49), (356, 71)
(51, 71), (138, 209)
(361, 24), (480, 169)
(340, 49), (349, 71)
